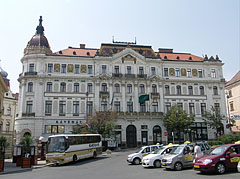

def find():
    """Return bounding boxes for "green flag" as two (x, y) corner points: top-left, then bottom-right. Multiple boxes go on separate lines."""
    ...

(139, 94), (149, 104)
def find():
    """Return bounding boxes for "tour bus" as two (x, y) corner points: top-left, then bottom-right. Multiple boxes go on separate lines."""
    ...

(46, 134), (102, 165)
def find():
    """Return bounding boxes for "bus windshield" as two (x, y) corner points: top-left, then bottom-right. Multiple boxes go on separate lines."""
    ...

(48, 136), (67, 153)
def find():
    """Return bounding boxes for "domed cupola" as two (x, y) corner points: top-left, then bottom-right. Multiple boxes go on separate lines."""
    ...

(24, 16), (52, 55)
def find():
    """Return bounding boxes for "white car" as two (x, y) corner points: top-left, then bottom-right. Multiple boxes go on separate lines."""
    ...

(127, 145), (161, 165)
(142, 144), (179, 168)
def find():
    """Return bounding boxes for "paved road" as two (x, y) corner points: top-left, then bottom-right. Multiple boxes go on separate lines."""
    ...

(2, 149), (239, 179)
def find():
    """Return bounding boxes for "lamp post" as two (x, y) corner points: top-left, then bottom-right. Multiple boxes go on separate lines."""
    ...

(86, 91), (89, 124)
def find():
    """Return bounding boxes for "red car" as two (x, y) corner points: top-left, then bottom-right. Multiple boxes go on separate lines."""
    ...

(193, 144), (240, 174)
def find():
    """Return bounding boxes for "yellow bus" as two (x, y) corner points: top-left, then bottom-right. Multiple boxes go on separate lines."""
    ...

(46, 134), (102, 165)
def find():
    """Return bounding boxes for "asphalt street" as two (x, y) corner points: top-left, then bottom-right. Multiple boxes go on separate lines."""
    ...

(1, 149), (239, 179)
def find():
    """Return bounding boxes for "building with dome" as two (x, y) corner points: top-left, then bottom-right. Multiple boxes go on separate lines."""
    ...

(16, 17), (230, 147)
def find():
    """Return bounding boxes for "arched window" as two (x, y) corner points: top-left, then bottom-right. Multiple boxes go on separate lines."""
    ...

(114, 83), (120, 93)
(153, 126), (162, 144)
(199, 86), (204, 95)
(28, 82), (33, 92)
(213, 86), (218, 95)
(176, 85), (181, 95)
(101, 83), (107, 92)
(152, 84), (157, 93)
(60, 82), (66, 92)
(139, 84), (145, 94)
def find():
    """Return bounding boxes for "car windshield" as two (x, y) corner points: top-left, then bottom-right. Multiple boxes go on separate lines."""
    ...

(210, 146), (229, 155)
(136, 147), (144, 153)
(48, 136), (66, 153)
(170, 146), (184, 155)
(153, 147), (165, 154)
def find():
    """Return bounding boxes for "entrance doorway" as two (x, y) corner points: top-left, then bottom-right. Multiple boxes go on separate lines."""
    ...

(126, 125), (137, 148)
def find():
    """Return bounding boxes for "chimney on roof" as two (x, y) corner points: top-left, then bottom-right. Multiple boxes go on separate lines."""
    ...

(80, 44), (86, 49)
(158, 48), (173, 53)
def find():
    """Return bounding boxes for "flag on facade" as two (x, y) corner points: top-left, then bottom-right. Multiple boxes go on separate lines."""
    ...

(86, 123), (92, 129)
(110, 93), (115, 106)
(138, 94), (149, 104)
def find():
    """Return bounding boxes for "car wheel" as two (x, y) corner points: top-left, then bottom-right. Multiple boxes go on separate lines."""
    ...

(73, 155), (77, 163)
(174, 162), (183, 171)
(133, 158), (141, 165)
(154, 160), (161, 168)
(215, 163), (226, 174)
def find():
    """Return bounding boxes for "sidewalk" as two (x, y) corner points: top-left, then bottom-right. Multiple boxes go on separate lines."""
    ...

(0, 159), (47, 175)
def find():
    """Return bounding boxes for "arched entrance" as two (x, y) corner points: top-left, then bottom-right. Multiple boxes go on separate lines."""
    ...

(126, 125), (137, 148)
(153, 125), (162, 144)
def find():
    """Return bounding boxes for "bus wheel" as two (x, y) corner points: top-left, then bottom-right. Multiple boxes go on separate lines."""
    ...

(93, 151), (97, 159)
(73, 155), (77, 163)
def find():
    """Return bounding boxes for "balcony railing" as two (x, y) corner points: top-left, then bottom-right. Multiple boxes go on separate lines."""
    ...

(151, 92), (160, 98)
(137, 74), (147, 78)
(22, 113), (35, 117)
(125, 74), (136, 78)
(24, 71), (38, 76)
(99, 91), (109, 97)
(112, 73), (123, 78)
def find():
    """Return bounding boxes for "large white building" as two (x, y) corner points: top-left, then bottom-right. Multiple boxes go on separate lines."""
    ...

(16, 17), (230, 148)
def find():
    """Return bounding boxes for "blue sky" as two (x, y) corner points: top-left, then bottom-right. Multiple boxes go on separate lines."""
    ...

(0, 0), (239, 93)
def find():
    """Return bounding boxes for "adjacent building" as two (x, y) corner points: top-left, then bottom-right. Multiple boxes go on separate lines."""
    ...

(225, 70), (240, 134)
(15, 17), (230, 148)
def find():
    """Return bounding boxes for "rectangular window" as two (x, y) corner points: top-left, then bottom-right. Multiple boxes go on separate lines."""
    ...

(45, 100), (52, 114)
(165, 85), (170, 95)
(87, 101), (93, 114)
(46, 82), (52, 92)
(139, 67), (144, 75)
(88, 65), (93, 74)
(175, 68), (180, 77)
(114, 101), (121, 112)
(47, 64), (53, 73)
(230, 102), (234, 111)
(74, 83), (79, 92)
(102, 65), (107, 74)
(141, 125), (148, 129)
(187, 69), (192, 77)
(29, 64), (34, 72)
(211, 69), (216, 78)
(87, 83), (93, 92)
(74, 64), (80, 74)
(164, 68), (168, 77)
(73, 101), (79, 114)
(59, 101), (66, 114)
(151, 67), (156, 76)
(127, 84), (132, 93)
(165, 102), (171, 113)
(101, 101), (107, 111)
(61, 64), (66, 73)
(152, 102), (158, 112)
(26, 101), (33, 113)
(177, 103), (183, 111)
(127, 66), (131, 74)
(140, 103), (146, 112)
(198, 69), (203, 78)
(114, 66), (119, 74)
(127, 102), (133, 112)
(189, 103), (195, 115)
(200, 103), (206, 116)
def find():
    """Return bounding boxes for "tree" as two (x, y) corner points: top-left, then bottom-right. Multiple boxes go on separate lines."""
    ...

(72, 111), (117, 139)
(203, 106), (225, 138)
(20, 135), (34, 156)
(163, 105), (194, 143)
(0, 136), (9, 160)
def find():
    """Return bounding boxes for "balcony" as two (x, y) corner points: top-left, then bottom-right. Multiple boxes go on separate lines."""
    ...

(112, 73), (123, 78)
(24, 71), (38, 76)
(125, 74), (136, 78)
(137, 74), (147, 78)
(22, 113), (35, 117)
(99, 91), (109, 97)
(151, 92), (160, 98)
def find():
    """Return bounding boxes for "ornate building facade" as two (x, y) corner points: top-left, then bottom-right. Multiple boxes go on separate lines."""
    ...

(16, 17), (230, 147)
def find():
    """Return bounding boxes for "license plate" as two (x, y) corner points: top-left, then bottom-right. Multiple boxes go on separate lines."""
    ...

(162, 163), (166, 166)
(194, 165), (200, 168)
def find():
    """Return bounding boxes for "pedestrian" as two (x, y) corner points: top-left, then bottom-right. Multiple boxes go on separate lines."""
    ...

(194, 142), (203, 159)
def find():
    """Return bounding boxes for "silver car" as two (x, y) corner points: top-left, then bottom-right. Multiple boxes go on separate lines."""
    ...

(161, 144), (194, 171)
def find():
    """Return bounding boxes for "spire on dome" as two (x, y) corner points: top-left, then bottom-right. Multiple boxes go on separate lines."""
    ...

(36, 16), (44, 35)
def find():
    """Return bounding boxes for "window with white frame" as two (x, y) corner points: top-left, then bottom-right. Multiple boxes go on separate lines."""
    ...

(114, 101), (120, 112)
(187, 69), (192, 77)
(74, 83), (79, 92)
(176, 85), (181, 95)
(26, 101), (33, 113)
(165, 102), (171, 113)
(127, 84), (132, 93)
(177, 102), (183, 111)
(199, 86), (204, 95)
(114, 83), (120, 93)
(114, 66), (119, 74)
(59, 101), (66, 114)
(28, 82), (33, 92)
(74, 64), (80, 74)
(101, 101), (107, 111)
(198, 69), (203, 78)
(87, 83), (93, 92)
(46, 82), (52, 92)
(61, 64), (66, 73)
(213, 86), (218, 95)
(211, 69), (216, 78)
(188, 86), (193, 95)
(165, 85), (170, 94)
(47, 64), (53, 73)
(140, 103), (146, 112)
(152, 84), (157, 93)
(101, 83), (107, 92)
(29, 64), (34, 72)
(45, 100), (52, 114)
(88, 65), (93, 74)
(152, 102), (158, 112)
(139, 67), (144, 75)
(127, 66), (131, 74)
(189, 103), (195, 115)
(101, 65), (107, 74)
(127, 102), (133, 112)
(151, 67), (156, 75)
(200, 103), (206, 116)
(164, 68), (168, 77)
(175, 68), (180, 77)
(60, 82), (66, 92)
(140, 84), (145, 94)
(73, 101), (79, 114)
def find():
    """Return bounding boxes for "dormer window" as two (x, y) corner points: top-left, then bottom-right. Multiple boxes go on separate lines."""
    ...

(164, 56), (167, 60)
(86, 52), (90, 56)
(73, 51), (76, 55)
(59, 51), (62, 54)
(189, 57), (192, 60)
(176, 56), (180, 60)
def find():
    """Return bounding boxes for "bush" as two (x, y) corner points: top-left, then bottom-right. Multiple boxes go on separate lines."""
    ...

(208, 133), (240, 146)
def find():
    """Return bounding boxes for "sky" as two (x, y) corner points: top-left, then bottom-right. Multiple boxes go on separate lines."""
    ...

(0, 0), (239, 93)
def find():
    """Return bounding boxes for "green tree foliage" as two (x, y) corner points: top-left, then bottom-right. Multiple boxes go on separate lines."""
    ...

(0, 136), (9, 159)
(203, 106), (225, 138)
(72, 111), (117, 139)
(163, 105), (194, 143)
(20, 135), (34, 155)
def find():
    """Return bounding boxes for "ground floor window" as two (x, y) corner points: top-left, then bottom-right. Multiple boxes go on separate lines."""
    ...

(191, 122), (208, 140)
(45, 125), (65, 134)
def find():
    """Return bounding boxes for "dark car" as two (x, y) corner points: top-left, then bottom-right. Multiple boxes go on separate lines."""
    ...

(193, 144), (240, 174)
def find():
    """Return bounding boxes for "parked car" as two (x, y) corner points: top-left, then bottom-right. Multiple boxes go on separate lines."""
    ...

(193, 144), (240, 174)
(142, 144), (179, 168)
(127, 145), (161, 165)
(161, 143), (195, 170)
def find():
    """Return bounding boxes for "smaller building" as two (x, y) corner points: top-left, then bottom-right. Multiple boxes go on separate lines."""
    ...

(225, 70), (240, 134)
